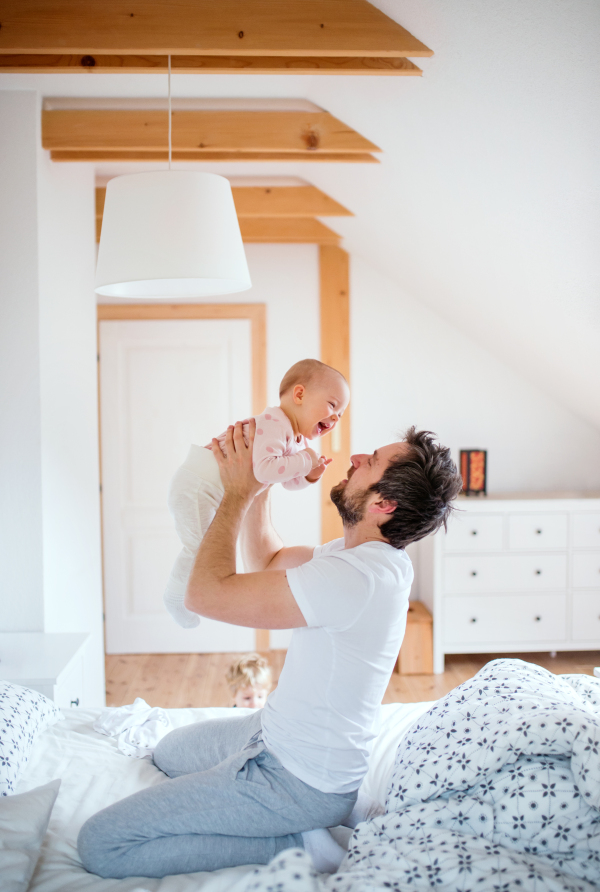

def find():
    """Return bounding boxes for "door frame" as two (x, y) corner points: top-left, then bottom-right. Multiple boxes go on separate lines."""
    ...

(96, 302), (269, 652)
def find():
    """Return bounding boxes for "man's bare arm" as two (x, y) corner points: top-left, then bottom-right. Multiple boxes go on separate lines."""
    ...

(184, 422), (307, 630)
(241, 487), (314, 572)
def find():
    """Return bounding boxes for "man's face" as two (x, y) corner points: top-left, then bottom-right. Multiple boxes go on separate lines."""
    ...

(330, 442), (407, 526)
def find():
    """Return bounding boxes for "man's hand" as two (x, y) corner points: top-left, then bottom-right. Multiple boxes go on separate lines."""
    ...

(211, 419), (264, 503)
(306, 455), (332, 483)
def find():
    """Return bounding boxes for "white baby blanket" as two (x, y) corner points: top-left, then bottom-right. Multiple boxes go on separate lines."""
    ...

(93, 698), (173, 759)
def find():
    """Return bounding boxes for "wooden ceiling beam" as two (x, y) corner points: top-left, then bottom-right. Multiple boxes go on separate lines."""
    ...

(0, 53), (422, 75)
(95, 185), (352, 218)
(42, 108), (380, 156)
(233, 184), (352, 217)
(240, 218), (341, 245)
(54, 149), (378, 163)
(95, 213), (341, 245)
(0, 1), (433, 58)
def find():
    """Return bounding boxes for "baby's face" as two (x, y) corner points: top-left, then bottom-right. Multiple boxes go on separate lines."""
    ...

(234, 685), (269, 709)
(294, 374), (350, 441)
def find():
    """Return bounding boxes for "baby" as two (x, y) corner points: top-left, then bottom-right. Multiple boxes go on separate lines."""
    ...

(226, 653), (273, 709)
(164, 357), (350, 628)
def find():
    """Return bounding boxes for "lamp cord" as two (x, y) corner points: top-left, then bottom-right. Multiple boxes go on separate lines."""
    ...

(168, 54), (172, 170)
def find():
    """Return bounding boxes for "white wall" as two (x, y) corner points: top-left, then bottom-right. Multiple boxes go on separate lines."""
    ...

(351, 255), (600, 494)
(37, 154), (105, 704)
(0, 91), (44, 630)
(0, 90), (105, 703)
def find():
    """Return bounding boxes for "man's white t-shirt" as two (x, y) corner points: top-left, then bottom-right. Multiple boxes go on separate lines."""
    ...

(260, 538), (413, 794)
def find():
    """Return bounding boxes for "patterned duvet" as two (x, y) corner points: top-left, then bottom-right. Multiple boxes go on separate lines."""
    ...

(246, 659), (600, 891)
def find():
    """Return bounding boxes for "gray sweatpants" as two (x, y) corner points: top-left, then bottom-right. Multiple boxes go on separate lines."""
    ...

(77, 710), (357, 878)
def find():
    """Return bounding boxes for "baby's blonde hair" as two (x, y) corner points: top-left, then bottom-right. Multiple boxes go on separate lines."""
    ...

(279, 358), (347, 398)
(226, 653), (273, 695)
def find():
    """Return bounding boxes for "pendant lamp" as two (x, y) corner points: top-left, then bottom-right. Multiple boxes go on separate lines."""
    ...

(94, 60), (251, 298)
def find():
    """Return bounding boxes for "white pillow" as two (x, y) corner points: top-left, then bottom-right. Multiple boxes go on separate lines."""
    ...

(0, 778), (61, 892)
(0, 682), (62, 796)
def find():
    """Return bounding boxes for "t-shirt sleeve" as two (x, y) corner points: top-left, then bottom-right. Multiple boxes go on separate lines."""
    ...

(286, 552), (373, 631)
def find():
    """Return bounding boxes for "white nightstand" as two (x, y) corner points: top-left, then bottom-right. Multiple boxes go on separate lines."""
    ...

(0, 632), (89, 707)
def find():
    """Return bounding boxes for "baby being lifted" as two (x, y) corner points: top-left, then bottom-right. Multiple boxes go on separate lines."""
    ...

(164, 358), (350, 628)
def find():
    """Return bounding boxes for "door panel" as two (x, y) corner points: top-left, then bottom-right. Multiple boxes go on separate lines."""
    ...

(100, 318), (254, 654)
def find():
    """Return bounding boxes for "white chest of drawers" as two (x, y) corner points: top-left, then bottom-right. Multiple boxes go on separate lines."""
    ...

(419, 496), (600, 673)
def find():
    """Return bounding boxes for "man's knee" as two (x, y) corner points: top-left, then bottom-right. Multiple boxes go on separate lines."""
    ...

(77, 813), (114, 878)
(153, 729), (181, 776)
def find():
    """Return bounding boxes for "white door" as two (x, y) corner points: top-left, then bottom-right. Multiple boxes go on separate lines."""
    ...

(100, 318), (255, 654)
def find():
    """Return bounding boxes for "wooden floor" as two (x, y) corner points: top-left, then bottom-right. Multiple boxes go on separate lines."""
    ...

(105, 649), (600, 709)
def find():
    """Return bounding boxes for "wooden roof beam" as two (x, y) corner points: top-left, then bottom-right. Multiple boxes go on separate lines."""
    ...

(96, 184), (353, 218)
(0, 53), (422, 75)
(54, 150), (378, 163)
(95, 214), (341, 245)
(0, 1), (433, 58)
(42, 107), (381, 161)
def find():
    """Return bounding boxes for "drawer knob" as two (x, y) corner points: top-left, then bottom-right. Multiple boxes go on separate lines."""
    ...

(470, 617), (477, 623)
(471, 530), (478, 536)
(535, 529), (542, 535)
(535, 569), (542, 575)
(470, 571), (478, 577)
(70, 698), (80, 707)
(535, 616), (542, 622)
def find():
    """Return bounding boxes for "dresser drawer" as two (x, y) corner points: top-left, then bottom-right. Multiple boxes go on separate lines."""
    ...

(442, 513), (503, 552)
(572, 513), (600, 549)
(508, 513), (567, 551)
(571, 592), (600, 641)
(572, 552), (600, 588)
(444, 594), (567, 645)
(443, 554), (567, 594)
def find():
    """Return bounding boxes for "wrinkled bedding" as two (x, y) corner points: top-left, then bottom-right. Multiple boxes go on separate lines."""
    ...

(16, 701), (431, 891)
(245, 660), (600, 892)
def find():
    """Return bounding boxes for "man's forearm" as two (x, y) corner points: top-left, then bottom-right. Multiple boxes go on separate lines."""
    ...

(240, 488), (284, 572)
(185, 491), (248, 613)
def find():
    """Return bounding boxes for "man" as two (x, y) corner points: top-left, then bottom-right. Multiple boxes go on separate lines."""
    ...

(78, 422), (462, 879)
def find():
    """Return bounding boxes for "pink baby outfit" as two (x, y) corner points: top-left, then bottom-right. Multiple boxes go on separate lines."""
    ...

(211, 406), (312, 490)
(164, 406), (314, 629)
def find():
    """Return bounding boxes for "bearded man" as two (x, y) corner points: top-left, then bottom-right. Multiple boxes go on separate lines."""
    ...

(78, 421), (462, 879)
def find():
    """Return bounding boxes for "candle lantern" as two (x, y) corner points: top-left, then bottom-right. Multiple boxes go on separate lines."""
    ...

(460, 450), (487, 496)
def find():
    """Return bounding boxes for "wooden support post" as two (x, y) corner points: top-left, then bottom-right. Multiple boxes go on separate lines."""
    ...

(319, 245), (350, 543)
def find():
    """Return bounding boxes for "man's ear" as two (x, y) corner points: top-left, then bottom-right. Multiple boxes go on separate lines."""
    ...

(293, 384), (305, 404)
(368, 498), (397, 516)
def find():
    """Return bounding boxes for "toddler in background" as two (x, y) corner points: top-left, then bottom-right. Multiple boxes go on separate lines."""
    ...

(226, 653), (273, 709)
(164, 357), (350, 628)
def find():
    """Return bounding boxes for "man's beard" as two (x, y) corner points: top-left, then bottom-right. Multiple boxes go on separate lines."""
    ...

(330, 482), (371, 528)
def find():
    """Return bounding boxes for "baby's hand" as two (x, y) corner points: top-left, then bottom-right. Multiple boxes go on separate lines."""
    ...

(304, 446), (322, 470)
(306, 455), (332, 483)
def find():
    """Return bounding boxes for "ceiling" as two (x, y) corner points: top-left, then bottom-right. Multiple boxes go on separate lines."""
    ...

(1, 0), (598, 429)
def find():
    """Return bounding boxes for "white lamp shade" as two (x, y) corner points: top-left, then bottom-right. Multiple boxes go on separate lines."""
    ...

(95, 171), (252, 298)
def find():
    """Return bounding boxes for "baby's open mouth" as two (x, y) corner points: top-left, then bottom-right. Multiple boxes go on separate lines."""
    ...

(317, 420), (333, 435)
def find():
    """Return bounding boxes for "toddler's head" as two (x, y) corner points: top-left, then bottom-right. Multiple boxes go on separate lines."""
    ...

(226, 653), (272, 709)
(279, 359), (349, 441)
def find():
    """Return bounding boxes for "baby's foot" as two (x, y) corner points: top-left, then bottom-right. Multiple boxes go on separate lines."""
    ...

(163, 592), (200, 628)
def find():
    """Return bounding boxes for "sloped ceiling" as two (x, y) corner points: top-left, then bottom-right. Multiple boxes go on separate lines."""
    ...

(2, 0), (598, 428)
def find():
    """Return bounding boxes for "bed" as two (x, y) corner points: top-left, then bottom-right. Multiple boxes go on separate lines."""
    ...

(14, 700), (432, 892)
(10, 658), (600, 892)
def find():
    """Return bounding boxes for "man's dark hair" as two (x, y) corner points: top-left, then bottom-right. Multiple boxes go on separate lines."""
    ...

(374, 427), (462, 549)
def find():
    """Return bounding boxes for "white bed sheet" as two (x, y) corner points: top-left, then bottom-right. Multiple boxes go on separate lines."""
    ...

(15, 701), (433, 892)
